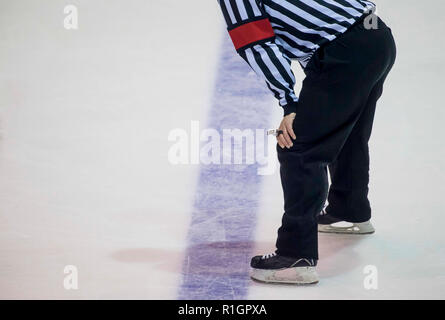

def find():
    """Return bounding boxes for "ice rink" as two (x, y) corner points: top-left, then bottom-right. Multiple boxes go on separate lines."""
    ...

(0, 0), (444, 299)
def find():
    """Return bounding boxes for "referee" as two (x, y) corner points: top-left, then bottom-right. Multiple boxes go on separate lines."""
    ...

(217, 0), (396, 284)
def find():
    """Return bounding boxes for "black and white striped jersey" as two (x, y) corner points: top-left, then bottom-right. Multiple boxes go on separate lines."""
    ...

(217, 0), (376, 115)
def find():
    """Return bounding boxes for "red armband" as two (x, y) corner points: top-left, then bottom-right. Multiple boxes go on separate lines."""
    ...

(229, 18), (275, 50)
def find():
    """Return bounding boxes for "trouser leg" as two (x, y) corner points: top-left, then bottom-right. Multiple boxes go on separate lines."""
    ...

(275, 73), (369, 259)
(276, 149), (328, 259)
(275, 18), (396, 258)
(326, 76), (386, 223)
(326, 24), (397, 223)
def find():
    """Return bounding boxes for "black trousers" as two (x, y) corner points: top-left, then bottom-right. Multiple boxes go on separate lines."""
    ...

(275, 17), (396, 259)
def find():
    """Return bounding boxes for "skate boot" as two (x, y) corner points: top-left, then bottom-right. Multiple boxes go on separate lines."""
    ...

(250, 252), (318, 284)
(317, 210), (375, 234)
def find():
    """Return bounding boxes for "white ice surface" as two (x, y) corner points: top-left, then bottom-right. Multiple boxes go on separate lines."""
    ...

(0, 0), (221, 299)
(0, 0), (444, 299)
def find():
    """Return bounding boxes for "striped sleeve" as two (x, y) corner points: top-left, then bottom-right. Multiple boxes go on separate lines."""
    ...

(218, 0), (299, 115)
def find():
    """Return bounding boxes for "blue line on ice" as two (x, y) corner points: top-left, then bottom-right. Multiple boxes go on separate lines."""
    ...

(177, 33), (274, 299)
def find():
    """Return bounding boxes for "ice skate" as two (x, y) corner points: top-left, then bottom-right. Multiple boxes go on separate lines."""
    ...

(317, 210), (375, 234)
(250, 253), (319, 284)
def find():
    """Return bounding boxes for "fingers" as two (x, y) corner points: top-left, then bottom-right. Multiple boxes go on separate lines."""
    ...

(285, 117), (297, 140)
(277, 115), (296, 149)
(283, 129), (293, 147)
(277, 132), (286, 149)
(277, 129), (293, 149)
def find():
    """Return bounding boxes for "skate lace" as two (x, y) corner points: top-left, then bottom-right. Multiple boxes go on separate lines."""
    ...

(261, 252), (276, 259)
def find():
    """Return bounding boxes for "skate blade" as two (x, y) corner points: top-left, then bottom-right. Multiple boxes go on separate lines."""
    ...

(318, 220), (375, 234)
(250, 267), (319, 285)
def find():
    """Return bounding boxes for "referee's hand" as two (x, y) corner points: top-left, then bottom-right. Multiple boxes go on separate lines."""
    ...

(277, 112), (297, 149)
